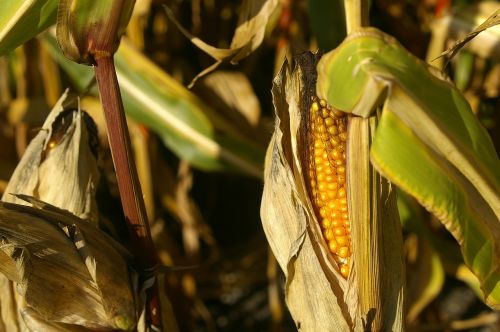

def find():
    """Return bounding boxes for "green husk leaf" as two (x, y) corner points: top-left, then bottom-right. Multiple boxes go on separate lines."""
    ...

(317, 28), (500, 307)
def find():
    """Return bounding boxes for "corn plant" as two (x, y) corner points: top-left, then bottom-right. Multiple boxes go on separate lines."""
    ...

(0, 0), (499, 331)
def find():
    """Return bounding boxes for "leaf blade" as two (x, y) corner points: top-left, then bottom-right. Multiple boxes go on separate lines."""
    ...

(317, 27), (500, 308)
(0, 0), (57, 56)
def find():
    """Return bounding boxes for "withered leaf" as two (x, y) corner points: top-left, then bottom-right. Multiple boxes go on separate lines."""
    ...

(2, 90), (100, 225)
(165, 0), (278, 87)
(0, 198), (136, 330)
(434, 5), (500, 63)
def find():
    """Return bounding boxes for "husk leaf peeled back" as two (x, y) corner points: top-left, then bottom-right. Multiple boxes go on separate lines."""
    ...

(261, 53), (405, 331)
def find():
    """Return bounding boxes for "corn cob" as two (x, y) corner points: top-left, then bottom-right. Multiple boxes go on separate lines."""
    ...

(306, 97), (351, 278)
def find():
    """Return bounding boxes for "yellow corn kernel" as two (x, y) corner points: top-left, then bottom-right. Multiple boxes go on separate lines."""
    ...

(329, 240), (338, 252)
(306, 98), (351, 278)
(338, 246), (350, 258)
(334, 227), (346, 236)
(336, 236), (349, 247)
(324, 228), (334, 241)
(340, 263), (349, 278)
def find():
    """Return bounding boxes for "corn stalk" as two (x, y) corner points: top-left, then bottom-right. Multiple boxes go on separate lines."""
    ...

(55, 0), (161, 328)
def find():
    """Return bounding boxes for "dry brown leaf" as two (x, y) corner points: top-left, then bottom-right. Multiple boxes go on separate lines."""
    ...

(434, 2), (500, 63)
(0, 91), (131, 331)
(0, 198), (136, 330)
(164, 0), (279, 87)
(199, 71), (261, 127)
(2, 91), (100, 224)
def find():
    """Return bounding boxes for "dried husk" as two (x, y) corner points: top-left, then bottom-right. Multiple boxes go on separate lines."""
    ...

(2, 90), (99, 224)
(347, 117), (405, 331)
(0, 91), (136, 331)
(0, 198), (136, 330)
(261, 54), (405, 331)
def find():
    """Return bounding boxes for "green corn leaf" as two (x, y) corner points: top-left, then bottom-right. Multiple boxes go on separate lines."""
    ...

(0, 0), (57, 56)
(43, 35), (264, 177)
(317, 28), (500, 308)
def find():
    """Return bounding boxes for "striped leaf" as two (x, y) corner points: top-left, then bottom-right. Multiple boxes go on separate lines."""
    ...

(43, 35), (264, 177)
(0, 0), (57, 56)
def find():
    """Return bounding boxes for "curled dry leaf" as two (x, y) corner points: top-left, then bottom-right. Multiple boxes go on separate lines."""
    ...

(165, 0), (279, 87)
(429, 1), (500, 66)
(261, 53), (405, 331)
(0, 197), (136, 330)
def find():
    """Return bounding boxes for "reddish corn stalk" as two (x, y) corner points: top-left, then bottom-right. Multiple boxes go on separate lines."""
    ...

(94, 55), (161, 328)
(94, 56), (155, 266)
(56, 0), (163, 326)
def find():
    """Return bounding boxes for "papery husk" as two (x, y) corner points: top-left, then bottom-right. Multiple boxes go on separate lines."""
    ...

(262, 55), (350, 331)
(2, 90), (99, 224)
(347, 117), (405, 331)
(0, 91), (134, 331)
(0, 197), (136, 330)
(261, 53), (405, 331)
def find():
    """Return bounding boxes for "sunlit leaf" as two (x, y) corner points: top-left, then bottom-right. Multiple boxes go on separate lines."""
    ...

(0, 0), (57, 56)
(317, 28), (500, 308)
